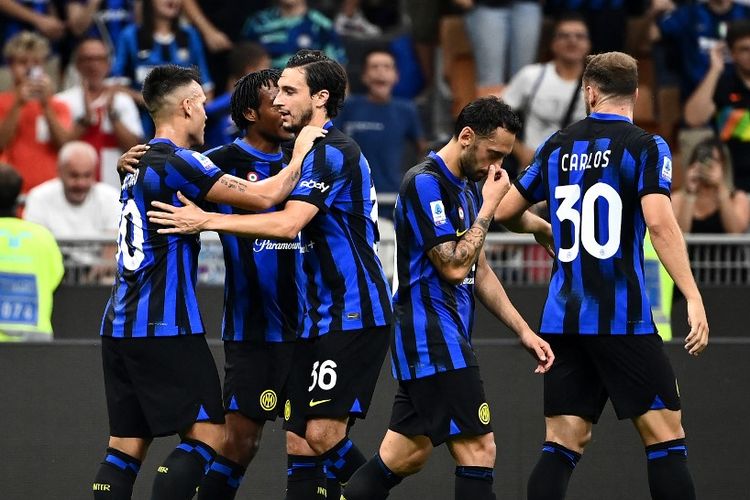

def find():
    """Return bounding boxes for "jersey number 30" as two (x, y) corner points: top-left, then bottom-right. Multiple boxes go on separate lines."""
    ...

(555, 183), (622, 262)
(117, 199), (145, 271)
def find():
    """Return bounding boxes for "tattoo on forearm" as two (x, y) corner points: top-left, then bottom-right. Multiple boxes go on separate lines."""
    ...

(428, 216), (491, 267)
(220, 177), (247, 193)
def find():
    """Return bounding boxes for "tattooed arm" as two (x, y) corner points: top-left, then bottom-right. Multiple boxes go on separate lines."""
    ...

(427, 214), (492, 285)
(426, 164), (510, 285)
(204, 125), (326, 211)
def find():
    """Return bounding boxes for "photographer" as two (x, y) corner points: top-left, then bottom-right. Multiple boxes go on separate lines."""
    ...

(672, 137), (750, 234)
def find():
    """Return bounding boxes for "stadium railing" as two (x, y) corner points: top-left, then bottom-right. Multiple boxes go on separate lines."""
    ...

(57, 233), (750, 287)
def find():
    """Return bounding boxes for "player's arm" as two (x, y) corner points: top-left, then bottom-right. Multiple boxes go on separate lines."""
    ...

(642, 193), (709, 355)
(148, 193), (318, 239)
(427, 165), (509, 285)
(474, 250), (553, 373)
(494, 186), (554, 256)
(204, 125), (326, 211)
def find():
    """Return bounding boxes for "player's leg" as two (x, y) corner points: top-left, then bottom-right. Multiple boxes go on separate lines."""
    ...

(142, 336), (225, 500)
(199, 340), (293, 499)
(94, 337), (152, 499)
(446, 433), (497, 500)
(344, 430), (433, 500)
(93, 437), (150, 499)
(633, 409), (695, 500)
(528, 336), (602, 500)
(591, 333), (695, 500)
(286, 430), (327, 500)
(306, 327), (390, 494)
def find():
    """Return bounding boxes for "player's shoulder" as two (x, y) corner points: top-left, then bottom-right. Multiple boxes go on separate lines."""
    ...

(401, 156), (442, 193)
(172, 147), (220, 173)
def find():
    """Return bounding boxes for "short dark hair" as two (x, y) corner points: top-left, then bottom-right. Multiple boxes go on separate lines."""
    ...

(583, 51), (638, 98)
(453, 96), (522, 139)
(231, 68), (281, 131)
(361, 47), (396, 69)
(142, 64), (202, 116)
(0, 163), (22, 213)
(228, 41), (269, 78)
(553, 11), (588, 34)
(727, 19), (750, 50)
(285, 49), (347, 118)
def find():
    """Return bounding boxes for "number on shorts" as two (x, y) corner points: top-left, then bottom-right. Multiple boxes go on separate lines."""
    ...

(308, 359), (338, 391)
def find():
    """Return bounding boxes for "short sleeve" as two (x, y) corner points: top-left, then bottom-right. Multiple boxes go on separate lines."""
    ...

(288, 145), (346, 212)
(514, 150), (545, 204)
(166, 150), (225, 201)
(502, 64), (539, 110)
(114, 93), (144, 137)
(402, 173), (459, 252)
(638, 135), (672, 198)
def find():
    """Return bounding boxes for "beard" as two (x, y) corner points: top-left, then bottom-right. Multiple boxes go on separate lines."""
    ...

(284, 106), (314, 134)
(459, 143), (485, 182)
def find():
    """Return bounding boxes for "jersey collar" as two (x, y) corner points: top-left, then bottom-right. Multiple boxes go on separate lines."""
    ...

(589, 112), (632, 124)
(429, 151), (465, 189)
(149, 138), (178, 147)
(323, 120), (334, 130)
(233, 138), (283, 162)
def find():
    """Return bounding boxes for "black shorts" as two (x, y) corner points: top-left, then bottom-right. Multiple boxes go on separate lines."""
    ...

(283, 326), (390, 437)
(102, 335), (224, 438)
(541, 334), (681, 423)
(223, 340), (295, 421)
(388, 366), (492, 446)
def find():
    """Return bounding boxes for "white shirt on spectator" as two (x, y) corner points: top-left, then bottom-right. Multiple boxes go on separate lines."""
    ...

(55, 87), (143, 189)
(502, 62), (587, 150)
(23, 179), (121, 238)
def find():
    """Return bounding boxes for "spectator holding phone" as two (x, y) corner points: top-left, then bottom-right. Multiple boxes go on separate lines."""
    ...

(0, 31), (72, 193)
(672, 136), (750, 234)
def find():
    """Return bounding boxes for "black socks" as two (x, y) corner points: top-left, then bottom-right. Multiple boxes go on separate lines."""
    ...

(527, 441), (581, 500)
(646, 438), (696, 500)
(93, 448), (141, 499)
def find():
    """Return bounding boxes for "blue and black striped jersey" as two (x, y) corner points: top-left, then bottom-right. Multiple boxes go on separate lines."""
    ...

(288, 121), (392, 338)
(391, 152), (482, 381)
(515, 112), (672, 335)
(204, 138), (302, 343)
(100, 138), (224, 337)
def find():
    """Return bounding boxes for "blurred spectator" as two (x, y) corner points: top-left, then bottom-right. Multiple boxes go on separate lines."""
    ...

(111, 0), (214, 137)
(684, 19), (750, 192)
(544, 0), (649, 54)
(501, 12), (589, 173)
(66, 0), (136, 53)
(334, 0), (381, 37)
(649, 0), (750, 100)
(0, 31), (71, 193)
(672, 137), (750, 234)
(0, 0), (65, 47)
(241, 0), (345, 68)
(182, 0), (263, 92)
(335, 48), (426, 195)
(56, 38), (143, 188)
(463, 0), (542, 97)
(203, 42), (271, 151)
(24, 140), (120, 237)
(0, 162), (63, 342)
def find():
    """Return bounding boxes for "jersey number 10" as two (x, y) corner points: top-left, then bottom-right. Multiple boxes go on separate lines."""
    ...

(555, 183), (622, 262)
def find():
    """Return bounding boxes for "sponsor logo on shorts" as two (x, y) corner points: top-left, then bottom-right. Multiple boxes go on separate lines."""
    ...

(284, 399), (291, 421)
(478, 402), (491, 425)
(309, 398), (332, 408)
(260, 390), (277, 411)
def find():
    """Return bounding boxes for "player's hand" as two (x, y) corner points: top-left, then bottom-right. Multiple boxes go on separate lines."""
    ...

(481, 164), (510, 209)
(118, 144), (149, 175)
(518, 330), (554, 373)
(533, 221), (555, 258)
(292, 125), (327, 159)
(685, 298), (709, 356)
(148, 192), (209, 234)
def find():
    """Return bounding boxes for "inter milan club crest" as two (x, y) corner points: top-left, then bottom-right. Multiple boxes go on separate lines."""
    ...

(247, 172), (259, 182)
(458, 206), (465, 220)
